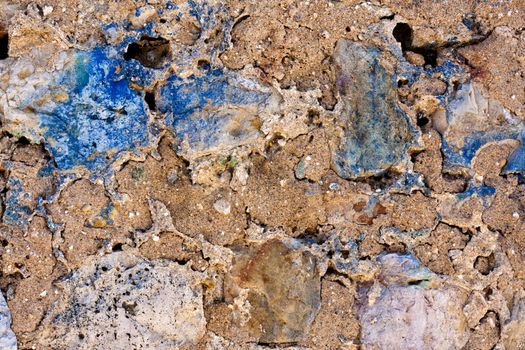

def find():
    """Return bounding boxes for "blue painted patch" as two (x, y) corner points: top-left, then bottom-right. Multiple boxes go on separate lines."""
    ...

(386, 172), (428, 195)
(158, 69), (271, 153)
(188, 0), (213, 23)
(456, 182), (496, 205)
(30, 47), (156, 174)
(397, 59), (463, 87)
(2, 177), (33, 228)
(438, 82), (524, 171)
(442, 130), (522, 169)
(504, 133), (525, 174)
(166, 1), (178, 10)
(159, 70), (268, 117)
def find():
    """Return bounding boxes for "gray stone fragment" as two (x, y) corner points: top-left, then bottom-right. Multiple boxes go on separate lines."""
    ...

(358, 254), (470, 350)
(37, 252), (205, 349)
(213, 198), (231, 215)
(331, 40), (415, 179)
(0, 291), (17, 350)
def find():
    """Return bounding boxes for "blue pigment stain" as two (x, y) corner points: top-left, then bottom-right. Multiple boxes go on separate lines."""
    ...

(457, 182), (496, 205)
(332, 41), (416, 179)
(397, 59), (463, 86)
(14, 7), (257, 174)
(390, 172), (428, 195)
(2, 177), (32, 227)
(34, 47), (155, 174)
(158, 69), (271, 153)
(442, 130), (522, 169)
(159, 69), (268, 118)
(439, 82), (524, 171)
(166, 1), (178, 10)
(504, 132), (525, 174)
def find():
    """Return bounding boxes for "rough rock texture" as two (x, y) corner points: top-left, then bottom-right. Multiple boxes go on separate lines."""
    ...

(0, 0), (524, 349)
(358, 254), (470, 350)
(226, 240), (321, 343)
(332, 40), (415, 179)
(0, 291), (17, 350)
(37, 252), (206, 349)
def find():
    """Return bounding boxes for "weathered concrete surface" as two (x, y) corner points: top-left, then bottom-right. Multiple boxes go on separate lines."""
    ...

(36, 252), (205, 349)
(0, 0), (524, 349)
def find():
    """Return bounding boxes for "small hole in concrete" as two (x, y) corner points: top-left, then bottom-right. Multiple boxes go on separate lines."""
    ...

(144, 91), (156, 111)
(16, 136), (31, 145)
(197, 59), (210, 71)
(416, 112), (429, 127)
(474, 253), (496, 275)
(112, 243), (123, 252)
(393, 23), (438, 67)
(397, 78), (408, 88)
(124, 35), (171, 69)
(307, 109), (321, 126)
(0, 29), (8, 60)
(392, 23), (413, 52)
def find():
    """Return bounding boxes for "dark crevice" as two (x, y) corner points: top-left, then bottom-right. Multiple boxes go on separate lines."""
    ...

(397, 77), (409, 88)
(412, 47), (438, 66)
(306, 109), (322, 127)
(393, 21), (492, 68)
(380, 13), (395, 21)
(407, 278), (430, 286)
(0, 29), (8, 60)
(197, 59), (210, 71)
(144, 91), (156, 111)
(230, 15), (250, 45)
(462, 13), (481, 33)
(323, 269), (348, 288)
(112, 243), (124, 252)
(392, 23), (413, 52)
(254, 341), (297, 348)
(474, 253), (496, 276)
(360, 169), (402, 191)
(123, 35), (171, 69)
(416, 112), (429, 127)
(392, 22), (438, 66)
(15, 136), (31, 145)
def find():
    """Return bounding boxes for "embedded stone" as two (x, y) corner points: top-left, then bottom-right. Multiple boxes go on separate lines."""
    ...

(227, 240), (321, 344)
(331, 40), (415, 179)
(36, 252), (206, 349)
(358, 254), (470, 349)
(0, 291), (17, 350)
